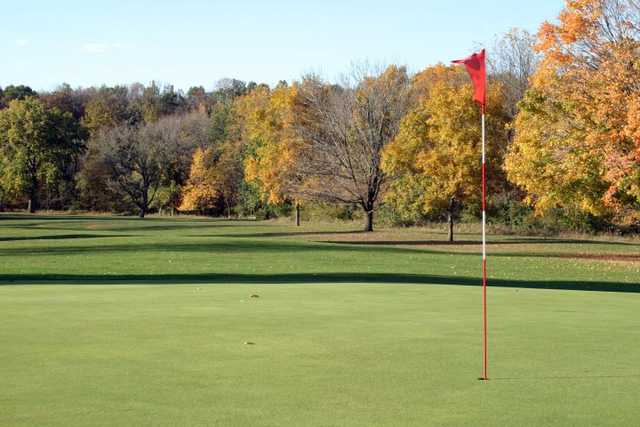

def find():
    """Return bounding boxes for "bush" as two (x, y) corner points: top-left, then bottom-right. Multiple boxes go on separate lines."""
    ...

(485, 196), (617, 236)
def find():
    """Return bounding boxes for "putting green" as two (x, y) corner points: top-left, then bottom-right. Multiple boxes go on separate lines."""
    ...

(1, 284), (640, 426)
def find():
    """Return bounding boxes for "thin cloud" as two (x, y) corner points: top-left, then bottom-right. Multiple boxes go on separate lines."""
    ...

(16, 39), (30, 47)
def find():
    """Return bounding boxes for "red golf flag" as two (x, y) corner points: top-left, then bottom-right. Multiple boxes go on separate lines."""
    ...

(452, 49), (486, 112)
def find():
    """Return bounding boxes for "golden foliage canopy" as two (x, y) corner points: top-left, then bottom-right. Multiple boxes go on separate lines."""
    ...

(382, 66), (509, 220)
(506, 0), (640, 222)
(238, 84), (302, 204)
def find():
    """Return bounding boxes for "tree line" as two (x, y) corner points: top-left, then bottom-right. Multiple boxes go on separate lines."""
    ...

(1, 0), (639, 237)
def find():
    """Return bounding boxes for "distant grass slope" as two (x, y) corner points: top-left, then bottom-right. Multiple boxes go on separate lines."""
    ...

(1, 214), (640, 426)
(0, 214), (639, 290)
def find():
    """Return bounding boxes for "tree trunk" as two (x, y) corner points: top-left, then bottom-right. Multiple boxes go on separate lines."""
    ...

(27, 170), (39, 213)
(139, 184), (149, 218)
(295, 203), (301, 226)
(447, 196), (456, 242)
(364, 209), (374, 232)
(27, 195), (38, 213)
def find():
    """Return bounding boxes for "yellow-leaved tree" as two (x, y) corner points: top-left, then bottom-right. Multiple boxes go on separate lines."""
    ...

(382, 65), (509, 241)
(238, 83), (305, 225)
(179, 103), (244, 217)
(180, 141), (244, 217)
(179, 147), (218, 213)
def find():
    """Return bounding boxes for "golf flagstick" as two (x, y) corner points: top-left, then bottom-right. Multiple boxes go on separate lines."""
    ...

(481, 110), (488, 381)
(452, 49), (488, 380)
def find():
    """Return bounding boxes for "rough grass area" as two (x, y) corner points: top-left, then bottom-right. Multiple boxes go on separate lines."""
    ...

(1, 214), (640, 426)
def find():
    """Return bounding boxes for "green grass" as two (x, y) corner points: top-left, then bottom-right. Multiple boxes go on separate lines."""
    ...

(1, 214), (640, 426)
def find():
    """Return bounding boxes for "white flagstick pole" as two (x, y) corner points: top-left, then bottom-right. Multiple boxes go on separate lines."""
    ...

(481, 111), (488, 380)
(452, 49), (488, 380)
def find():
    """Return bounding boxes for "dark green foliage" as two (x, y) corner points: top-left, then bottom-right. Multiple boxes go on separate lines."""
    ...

(1, 84), (37, 105)
(234, 181), (264, 218)
(209, 102), (235, 145)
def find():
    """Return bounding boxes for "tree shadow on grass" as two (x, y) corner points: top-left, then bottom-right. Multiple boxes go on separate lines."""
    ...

(0, 234), (132, 242)
(214, 230), (365, 239)
(0, 215), (262, 233)
(93, 223), (264, 233)
(321, 241), (640, 262)
(0, 272), (637, 293)
(1, 238), (638, 264)
(0, 240), (422, 257)
(0, 222), (265, 234)
(0, 214), (128, 222)
(325, 238), (640, 247)
(0, 214), (236, 222)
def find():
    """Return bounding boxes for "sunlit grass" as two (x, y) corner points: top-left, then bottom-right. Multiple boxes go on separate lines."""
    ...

(1, 214), (639, 426)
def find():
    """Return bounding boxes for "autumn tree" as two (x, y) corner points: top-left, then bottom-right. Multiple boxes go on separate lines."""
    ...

(90, 113), (207, 217)
(82, 86), (139, 137)
(382, 66), (509, 241)
(41, 84), (91, 121)
(239, 84), (305, 224)
(180, 102), (244, 217)
(293, 65), (412, 231)
(158, 113), (211, 213)
(0, 97), (84, 212)
(505, 0), (640, 224)
(186, 86), (213, 114)
(214, 78), (248, 101)
(179, 141), (244, 217)
(137, 82), (187, 123)
(75, 142), (121, 212)
(179, 147), (219, 213)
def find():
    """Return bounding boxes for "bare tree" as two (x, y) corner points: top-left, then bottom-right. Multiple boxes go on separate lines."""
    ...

(487, 28), (540, 118)
(293, 65), (412, 231)
(94, 112), (208, 217)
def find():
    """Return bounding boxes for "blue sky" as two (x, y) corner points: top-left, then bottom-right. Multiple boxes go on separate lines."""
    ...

(2, 0), (563, 91)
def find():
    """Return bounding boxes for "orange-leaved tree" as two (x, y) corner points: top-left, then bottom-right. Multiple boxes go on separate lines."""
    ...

(506, 0), (640, 224)
(179, 103), (244, 217)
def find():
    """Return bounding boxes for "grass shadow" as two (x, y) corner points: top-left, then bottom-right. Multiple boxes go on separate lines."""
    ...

(0, 272), (637, 293)
(94, 223), (263, 233)
(0, 234), (131, 242)
(0, 240), (422, 256)
(214, 230), (365, 238)
(324, 238), (640, 247)
(2, 237), (637, 263)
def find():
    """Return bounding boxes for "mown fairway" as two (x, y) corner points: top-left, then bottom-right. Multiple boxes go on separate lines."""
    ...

(1, 214), (640, 426)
